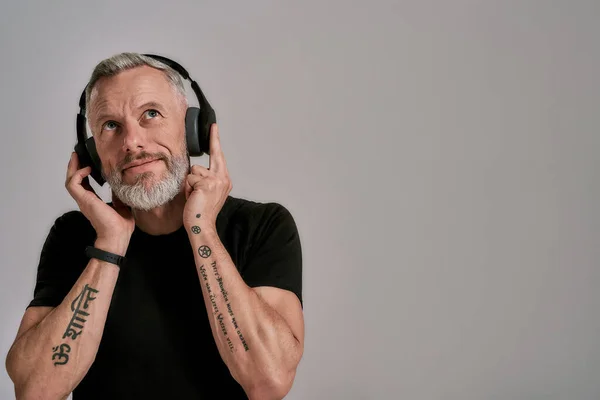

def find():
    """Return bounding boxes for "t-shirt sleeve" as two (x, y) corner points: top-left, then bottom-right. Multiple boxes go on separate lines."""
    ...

(240, 203), (303, 307)
(28, 211), (94, 309)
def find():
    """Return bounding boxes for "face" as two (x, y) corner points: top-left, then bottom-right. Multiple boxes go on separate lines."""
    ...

(87, 65), (190, 211)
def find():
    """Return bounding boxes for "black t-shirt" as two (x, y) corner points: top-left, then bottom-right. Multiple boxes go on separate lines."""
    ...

(27, 195), (302, 399)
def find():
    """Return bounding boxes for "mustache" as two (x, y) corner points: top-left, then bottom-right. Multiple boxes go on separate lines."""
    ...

(117, 151), (168, 171)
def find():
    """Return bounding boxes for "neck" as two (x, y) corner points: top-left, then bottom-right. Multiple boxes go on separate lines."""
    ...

(132, 190), (187, 236)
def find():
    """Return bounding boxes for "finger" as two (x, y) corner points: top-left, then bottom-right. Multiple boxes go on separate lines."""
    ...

(191, 164), (209, 176)
(81, 176), (99, 199)
(186, 173), (205, 190)
(208, 124), (226, 174)
(66, 165), (95, 200)
(66, 152), (99, 201)
(66, 152), (79, 183)
(185, 174), (198, 199)
(185, 178), (192, 199)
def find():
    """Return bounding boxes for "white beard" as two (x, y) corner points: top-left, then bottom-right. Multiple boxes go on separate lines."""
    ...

(104, 151), (190, 212)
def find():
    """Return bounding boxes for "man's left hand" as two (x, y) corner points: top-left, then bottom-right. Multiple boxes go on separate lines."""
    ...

(183, 123), (232, 230)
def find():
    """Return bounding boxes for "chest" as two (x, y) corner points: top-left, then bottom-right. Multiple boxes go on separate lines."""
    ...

(101, 246), (213, 360)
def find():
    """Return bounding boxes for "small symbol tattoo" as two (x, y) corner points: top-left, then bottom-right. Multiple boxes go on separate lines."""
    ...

(198, 245), (212, 258)
(196, 213), (201, 218)
(191, 226), (201, 234)
(52, 343), (71, 366)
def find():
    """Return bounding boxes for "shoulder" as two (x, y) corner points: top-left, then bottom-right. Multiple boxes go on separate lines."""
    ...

(52, 209), (92, 229)
(45, 209), (95, 243)
(220, 195), (298, 233)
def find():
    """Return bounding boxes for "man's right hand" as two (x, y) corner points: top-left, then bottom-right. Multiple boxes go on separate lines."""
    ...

(66, 152), (135, 252)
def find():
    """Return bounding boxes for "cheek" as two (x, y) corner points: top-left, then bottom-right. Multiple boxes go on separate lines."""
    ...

(153, 124), (186, 155)
(95, 143), (118, 170)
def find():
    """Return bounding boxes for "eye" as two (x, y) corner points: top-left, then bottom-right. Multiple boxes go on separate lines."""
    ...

(102, 121), (118, 131)
(144, 109), (160, 119)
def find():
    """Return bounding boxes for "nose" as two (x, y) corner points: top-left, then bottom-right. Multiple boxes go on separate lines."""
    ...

(120, 118), (147, 153)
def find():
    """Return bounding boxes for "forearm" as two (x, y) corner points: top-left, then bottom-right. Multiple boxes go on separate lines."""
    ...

(188, 226), (301, 399)
(6, 238), (125, 399)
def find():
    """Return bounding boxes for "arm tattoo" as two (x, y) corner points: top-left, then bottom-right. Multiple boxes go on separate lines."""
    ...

(52, 284), (99, 366)
(63, 284), (99, 339)
(211, 261), (229, 302)
(198, 245), (211, 258)
(52, 344), (71, 366)
(200, 263), (234, 352)
(213, 260), (250, 352)
(200, 265), (220, 315)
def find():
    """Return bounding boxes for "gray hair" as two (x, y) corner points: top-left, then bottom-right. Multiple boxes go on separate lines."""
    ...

(84, 52), (188, 117)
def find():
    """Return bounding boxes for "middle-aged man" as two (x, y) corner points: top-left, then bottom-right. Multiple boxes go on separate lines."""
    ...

(5, 52), (304, 400)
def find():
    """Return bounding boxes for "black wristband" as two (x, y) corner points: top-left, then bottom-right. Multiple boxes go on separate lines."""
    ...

(85, 246), (126, 267)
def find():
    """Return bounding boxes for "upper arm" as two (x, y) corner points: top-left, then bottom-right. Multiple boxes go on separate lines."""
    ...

(28, 211), (94, 310)
(241, 203), (303, 307)
(252, 286), (304, 349)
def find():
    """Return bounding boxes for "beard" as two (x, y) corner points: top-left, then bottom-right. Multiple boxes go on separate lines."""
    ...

(103, 148), (190, 212)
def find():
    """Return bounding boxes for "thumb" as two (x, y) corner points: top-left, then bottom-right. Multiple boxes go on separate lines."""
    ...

(185, 178), (193, 200)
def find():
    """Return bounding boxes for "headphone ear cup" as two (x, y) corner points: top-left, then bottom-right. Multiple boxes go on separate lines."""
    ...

(85, 137), (105, 185)
(185, 107), (208, 157)
(74, 137), (105, 186)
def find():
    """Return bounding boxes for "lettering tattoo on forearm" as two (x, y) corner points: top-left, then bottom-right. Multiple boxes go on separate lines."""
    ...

(212, 261), (229, 303)
(200, 265), (220, 315)
(211, 260), (250, 352)
(63, 284), (99, 340)
(217, 313), (228, 336)
(197, 245), (249, 352)
(200, 264), (231, 351)
(51, 284), (99, 366)
(226, 336), (235, 352)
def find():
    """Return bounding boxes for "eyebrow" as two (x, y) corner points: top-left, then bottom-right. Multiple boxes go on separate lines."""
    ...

(136, 101), (165, 112)
(92, 101), (166, 125)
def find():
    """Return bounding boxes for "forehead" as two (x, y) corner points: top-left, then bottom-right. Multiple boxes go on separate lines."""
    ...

(88, 65), (176, 117)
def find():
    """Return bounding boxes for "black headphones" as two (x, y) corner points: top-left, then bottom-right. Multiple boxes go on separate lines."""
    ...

(74, 54), (216, 186)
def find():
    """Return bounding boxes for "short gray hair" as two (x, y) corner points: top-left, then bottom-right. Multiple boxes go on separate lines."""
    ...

(84, 52), (188, 116)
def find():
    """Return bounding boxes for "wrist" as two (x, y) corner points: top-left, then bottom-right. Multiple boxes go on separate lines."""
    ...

(94, 236), (130, 257)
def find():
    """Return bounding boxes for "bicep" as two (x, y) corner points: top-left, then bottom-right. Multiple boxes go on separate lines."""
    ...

(253, 286), (304, 347)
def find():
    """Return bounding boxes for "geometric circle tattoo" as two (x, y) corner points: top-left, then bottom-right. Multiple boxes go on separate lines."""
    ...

(198, 245), (212, 258)
(196, 213), (201, 218)
(191, 226), (201, 234)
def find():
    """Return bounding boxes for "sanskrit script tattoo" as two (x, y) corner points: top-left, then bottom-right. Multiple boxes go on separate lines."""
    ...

(52, 343), (71, 366)
(51, 284), (99, 366)
(63, 284), (99, 340)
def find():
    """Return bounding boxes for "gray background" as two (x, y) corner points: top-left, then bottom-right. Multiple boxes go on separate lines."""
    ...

(1, 0), (599, 399)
